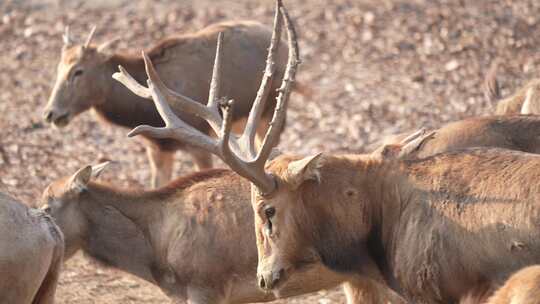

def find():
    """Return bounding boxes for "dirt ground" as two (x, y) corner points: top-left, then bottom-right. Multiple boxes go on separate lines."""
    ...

(1, 0), (540, 303)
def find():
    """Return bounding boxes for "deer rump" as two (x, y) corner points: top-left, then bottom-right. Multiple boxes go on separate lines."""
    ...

(0, 193), (64, 304)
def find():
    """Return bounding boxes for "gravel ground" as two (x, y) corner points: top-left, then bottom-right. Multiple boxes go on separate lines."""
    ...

(1, 0), (540, 302)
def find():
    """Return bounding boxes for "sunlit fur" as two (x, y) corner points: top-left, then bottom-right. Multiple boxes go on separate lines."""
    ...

(254, 148), (540, 303)
(371, 115), (540, 158)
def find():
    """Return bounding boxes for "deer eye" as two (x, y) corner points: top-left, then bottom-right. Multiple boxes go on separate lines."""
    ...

(265, 207), (276, 219)
(72, 69), (84, 79)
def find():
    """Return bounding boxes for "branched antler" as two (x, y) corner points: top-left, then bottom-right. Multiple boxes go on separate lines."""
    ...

(114, 0), (298, 195)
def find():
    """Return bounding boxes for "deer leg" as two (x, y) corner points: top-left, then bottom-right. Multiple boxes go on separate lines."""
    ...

(146, 146), (175, 188)
(185, 146), (213, 170)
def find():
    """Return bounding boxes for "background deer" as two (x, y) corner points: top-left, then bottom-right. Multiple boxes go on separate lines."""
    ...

(123, 1), (540, 303)
(0, 192), (64, 303)
(372, 115), (540, 158)
(484, 60), (540, 114)
(43, 17), (290, 188)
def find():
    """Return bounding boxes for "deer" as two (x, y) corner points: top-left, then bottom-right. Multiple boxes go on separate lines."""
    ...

(43, 16), (293, 188)
(484, 59), (540, 115)
(460, 265), (540, 304)
(371, 115), (540, 158)
(117, 0), (540, 302)
(0, 192), (64, 303)
(485, 265), (540, 304)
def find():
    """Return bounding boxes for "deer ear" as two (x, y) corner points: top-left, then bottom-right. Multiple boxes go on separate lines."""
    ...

(521, 87), (538, 115)
(69, 166), (93, 192)
(285, 153), (324, 189)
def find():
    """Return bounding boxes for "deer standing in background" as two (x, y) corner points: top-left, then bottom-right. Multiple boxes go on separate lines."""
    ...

(43, 18), (290, 188)
(484, 60), (540, 114)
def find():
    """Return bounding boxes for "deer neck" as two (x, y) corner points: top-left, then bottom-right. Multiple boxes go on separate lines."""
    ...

(78, 182), (164, 282)
(303, 155), (407, 289)
(92, 54), (165, 130)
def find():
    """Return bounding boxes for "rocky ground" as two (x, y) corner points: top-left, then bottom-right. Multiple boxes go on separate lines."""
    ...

(1, 0), (539, 302)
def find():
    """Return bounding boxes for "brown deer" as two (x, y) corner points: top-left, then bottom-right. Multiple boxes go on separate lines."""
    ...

(460, 265), (540, 304)
(372, 115), (540, 158)
(0, 192), (64, 303)
(484, 60), (540, 115)
(43, 17), (291, 188)
(486, 265), (540, 304)
(120, 1), (540, 303)
(40, 160), (409, 304)
(113, 2), (412, 303)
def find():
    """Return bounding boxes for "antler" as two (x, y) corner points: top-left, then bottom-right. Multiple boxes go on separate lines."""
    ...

(484, 59), (501, 106)
(114, 0), (298, 195)
(63, 26), (73, 46)
(84, 25), (97, 49)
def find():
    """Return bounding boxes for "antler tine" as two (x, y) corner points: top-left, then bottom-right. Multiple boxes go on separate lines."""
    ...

(219, 99), (278, 193)
(207, 32), (224, 110)
(126, 64), (221, 155)
(63, 26), (72, 45)
(141, 52), (223, 134)
(84, 25), (97, 49)
(484, 59), (501, 106)
(253, 2), (299, 165)
(112, 65), (152, 99)
(239, 0), (283, 156)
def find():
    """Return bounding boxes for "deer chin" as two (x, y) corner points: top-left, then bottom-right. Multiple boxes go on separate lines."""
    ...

(52, 113), (71, 128)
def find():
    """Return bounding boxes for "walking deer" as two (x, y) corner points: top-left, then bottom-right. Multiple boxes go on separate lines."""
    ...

(43, 18), (291, 188)
(484, 60), (540, 115)
(0, 192), (64, 303)
(119, 1), (540, 303)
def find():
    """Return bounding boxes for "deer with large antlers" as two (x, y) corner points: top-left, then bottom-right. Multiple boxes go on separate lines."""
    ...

(43, 16), (294, 188)
(113, 1), (409, 303)
(120, 1), (540, 303)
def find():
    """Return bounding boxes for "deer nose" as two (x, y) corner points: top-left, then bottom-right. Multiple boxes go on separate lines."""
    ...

(257, 268), (284, 290)
(43, 110), (53, 123)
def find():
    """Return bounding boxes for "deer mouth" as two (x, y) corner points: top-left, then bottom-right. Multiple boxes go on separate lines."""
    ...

(52, 113), (71, 128)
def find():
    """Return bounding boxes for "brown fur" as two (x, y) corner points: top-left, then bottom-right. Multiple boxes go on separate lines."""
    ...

(495, 79), (540, 115)
(372, 115), (540, 158)
(0, 193), (64, 304)
(250, 148), (540, 304)
(486, 265), (540, 304)
(44, 21), (289, 187)
(483, 61), (540, 115)
(39, 167), (403, 304)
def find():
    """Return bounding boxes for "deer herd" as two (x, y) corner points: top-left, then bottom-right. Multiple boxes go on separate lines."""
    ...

(4, 0), (540, 303)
